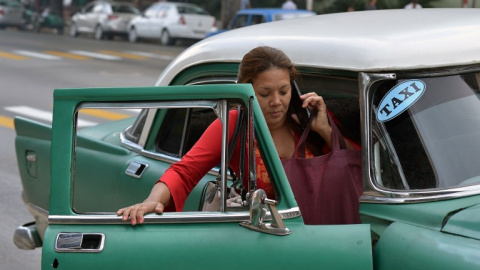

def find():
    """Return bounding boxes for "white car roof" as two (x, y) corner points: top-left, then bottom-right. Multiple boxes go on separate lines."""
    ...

(156, 8), (480, 86)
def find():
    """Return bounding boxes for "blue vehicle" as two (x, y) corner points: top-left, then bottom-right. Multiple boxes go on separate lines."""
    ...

(205, 8), (315, 38)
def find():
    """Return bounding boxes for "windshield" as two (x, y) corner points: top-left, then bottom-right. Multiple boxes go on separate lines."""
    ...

(371, 72), (480, 190)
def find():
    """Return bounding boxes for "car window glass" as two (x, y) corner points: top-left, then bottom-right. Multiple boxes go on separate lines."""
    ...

(125, 109), (148, 144)
(250, 15), (265, 25)
(371, 72), (480, 191)
(84, 3), (94, 13)
(231, 15), (248, 29)
(177, 5), (209, 15)
(73, 107), (140, 213)
(72, 102), (246, 214)
(92, 3), (104, 13)
(155, 108), (217, 157)
(112, 4), (139, 14)
(157, 6), (168, 18)
(144, 5), (157, 18)
(0, 0), (21, 7)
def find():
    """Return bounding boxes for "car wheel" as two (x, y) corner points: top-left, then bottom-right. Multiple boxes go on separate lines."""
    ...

(70, 22), (78, 37)
(128, 27), (138, 43)
(94, 25), (104, 40)
(160, 29), (174, 46)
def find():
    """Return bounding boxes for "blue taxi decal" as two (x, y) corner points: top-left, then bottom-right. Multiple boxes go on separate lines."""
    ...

(376, 80), (426, 122)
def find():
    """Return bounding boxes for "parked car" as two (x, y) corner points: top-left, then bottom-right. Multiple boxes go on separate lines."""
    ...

(70, 0), (140, 40)
(0, 0), (25, 30)
(205, 8), (316, 38)
(127, 2), (216, 46)
(13, 8), (480, 270)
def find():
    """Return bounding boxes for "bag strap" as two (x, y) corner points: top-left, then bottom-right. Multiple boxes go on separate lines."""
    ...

(293, 111), (346, 159)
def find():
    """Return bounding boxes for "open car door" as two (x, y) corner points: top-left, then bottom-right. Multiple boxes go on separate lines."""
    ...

(43, 84), (372, 270)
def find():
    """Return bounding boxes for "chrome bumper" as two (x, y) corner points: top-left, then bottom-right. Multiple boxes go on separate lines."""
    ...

(13, 222), (42, 250)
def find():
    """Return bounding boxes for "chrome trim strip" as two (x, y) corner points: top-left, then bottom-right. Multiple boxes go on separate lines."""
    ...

(48, 207), (301, 225)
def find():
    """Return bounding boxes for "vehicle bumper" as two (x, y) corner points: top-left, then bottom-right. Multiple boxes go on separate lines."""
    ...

(13, 222), (42, 250)
(13, 192), (48, 249)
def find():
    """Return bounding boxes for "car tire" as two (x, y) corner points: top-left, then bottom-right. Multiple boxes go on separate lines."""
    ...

(70, 22), (78, 37)
(160, 29), (174, 46)
(128, 27), (138, 43)
(94, 25), (104, 40)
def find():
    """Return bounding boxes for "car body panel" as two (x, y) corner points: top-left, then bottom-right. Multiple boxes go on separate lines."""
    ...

(442, 203), (480, 240)
(374, 222), (480, 270)
(42, 223), (372, 270)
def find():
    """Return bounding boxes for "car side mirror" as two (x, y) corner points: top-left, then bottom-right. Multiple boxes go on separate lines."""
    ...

(240, 189), (291, 236)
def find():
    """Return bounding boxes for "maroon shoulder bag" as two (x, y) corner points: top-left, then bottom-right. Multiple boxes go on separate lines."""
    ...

(281, 114), (363, 225)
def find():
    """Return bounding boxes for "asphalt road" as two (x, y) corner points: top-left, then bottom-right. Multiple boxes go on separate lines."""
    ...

(0, 28), (186, 269)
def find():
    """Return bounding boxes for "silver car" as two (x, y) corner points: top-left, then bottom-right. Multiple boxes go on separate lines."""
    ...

(128, 2), (216, 46)
(70, 0), (140, 40)
(0, 0), (25, 30)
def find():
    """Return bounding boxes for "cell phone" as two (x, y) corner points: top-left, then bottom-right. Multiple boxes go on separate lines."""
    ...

(291, 80), (310, 129)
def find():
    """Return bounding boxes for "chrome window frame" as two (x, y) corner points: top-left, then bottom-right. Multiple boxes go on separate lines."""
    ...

(360, 66), (480, 204)
(62, 97), (302, 225)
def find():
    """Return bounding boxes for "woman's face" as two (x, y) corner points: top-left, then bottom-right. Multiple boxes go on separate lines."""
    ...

(252, 67), (291, 130)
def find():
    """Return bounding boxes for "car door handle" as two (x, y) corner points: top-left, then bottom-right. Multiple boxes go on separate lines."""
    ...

(55, 233), (105, 253)
(125, 160), (148, 178)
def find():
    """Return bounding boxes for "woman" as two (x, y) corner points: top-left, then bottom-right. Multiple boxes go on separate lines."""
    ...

(117, 46), (357, 225)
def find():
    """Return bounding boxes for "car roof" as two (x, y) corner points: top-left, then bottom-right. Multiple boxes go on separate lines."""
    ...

(156, 9), (480, 85)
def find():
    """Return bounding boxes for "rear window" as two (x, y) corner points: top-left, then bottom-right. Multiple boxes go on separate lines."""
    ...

(112, 4), (140, 14)
(0, 0), (22, 7)
(176, 5), (209, 15)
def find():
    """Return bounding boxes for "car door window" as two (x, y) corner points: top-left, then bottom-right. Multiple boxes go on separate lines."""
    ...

(231, 15), (248, 29)
(83, 3), (94, 13)
(92, 3), (104, 14)
(155, 108), (217, 157)
(144, 5), (157, 18)
(250, 15), (265, 25)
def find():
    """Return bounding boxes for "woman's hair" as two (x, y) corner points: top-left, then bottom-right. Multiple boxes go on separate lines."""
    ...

(238, 46), (325, 156)
(237, 46), (298, 84)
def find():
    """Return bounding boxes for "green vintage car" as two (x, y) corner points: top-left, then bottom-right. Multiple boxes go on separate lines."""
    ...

(14, 8), (480, 269)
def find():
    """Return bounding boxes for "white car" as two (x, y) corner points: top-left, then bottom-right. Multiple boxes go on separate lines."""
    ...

(0, 0), (25, 30)
(70, 1), (140, 40)
(128, 2), (216, 46)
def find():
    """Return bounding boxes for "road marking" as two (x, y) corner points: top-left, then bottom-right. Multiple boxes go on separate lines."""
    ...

(69, 50), (122, 60)
(0, 52), (28, 60)
(99, 50), (148, 60)
(4, 106), (97, 128)
(13, 50), (62, 60)
(79, 109), (130, 120)
(125, 51), (175, 60)
(43, 50), (90, 60)
(0, 115), (14, 129)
